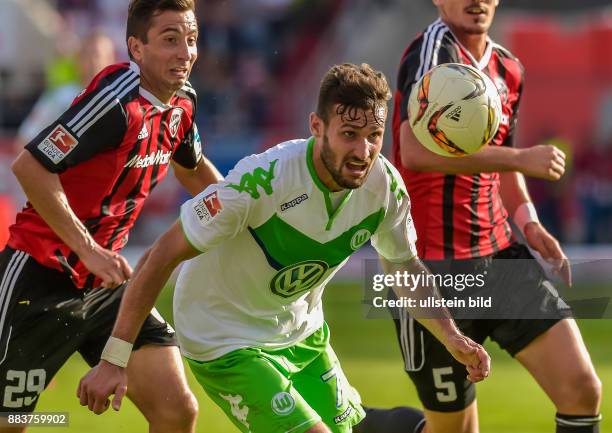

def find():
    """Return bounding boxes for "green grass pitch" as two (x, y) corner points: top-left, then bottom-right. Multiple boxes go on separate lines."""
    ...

(34, 282), (611, 432)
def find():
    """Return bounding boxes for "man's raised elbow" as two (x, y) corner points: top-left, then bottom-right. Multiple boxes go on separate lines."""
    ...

(11, 153), (27, 179)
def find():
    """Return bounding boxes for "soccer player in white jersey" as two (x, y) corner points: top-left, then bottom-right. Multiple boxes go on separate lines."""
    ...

(77, 63), (490, 433)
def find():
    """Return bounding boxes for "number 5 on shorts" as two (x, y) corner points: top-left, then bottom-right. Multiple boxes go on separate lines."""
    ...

(432, 367), (457, 403)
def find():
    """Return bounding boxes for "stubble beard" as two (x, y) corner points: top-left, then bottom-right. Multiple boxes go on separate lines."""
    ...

(321, 134), (367, 190)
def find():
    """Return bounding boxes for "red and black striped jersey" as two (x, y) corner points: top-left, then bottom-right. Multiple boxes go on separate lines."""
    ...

(9, 61), (203, 288)
(392, 18), (524, 260)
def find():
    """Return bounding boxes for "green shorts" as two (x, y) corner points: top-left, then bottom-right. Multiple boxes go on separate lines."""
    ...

(186, 322), (365, 433)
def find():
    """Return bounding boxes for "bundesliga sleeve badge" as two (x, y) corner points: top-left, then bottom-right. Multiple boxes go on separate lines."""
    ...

(37, 125), (78, 164)
(192, 191), (223, 225)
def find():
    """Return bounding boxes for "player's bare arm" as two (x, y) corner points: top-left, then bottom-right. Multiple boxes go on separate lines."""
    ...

(380, 257), (490, 382)
(172, 156), (223, 196)
(77, 220), (199, 414)
(399, 120), (566, 180)
(11, 151), (132, 288)
(112, 221), (198, 343)
(500, 171), (571, 284)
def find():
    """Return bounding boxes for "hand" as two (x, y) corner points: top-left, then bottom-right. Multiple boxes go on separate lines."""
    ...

(77, 361), (128, 414)
(524, 222), (572, 286)
(516, 145), (566, 180)
(443, 333), (491, 382)
(79, 244), (133, 288)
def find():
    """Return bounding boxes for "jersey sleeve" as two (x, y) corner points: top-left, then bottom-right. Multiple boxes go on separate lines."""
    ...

(172, 122), (203, 169)
(398, 31), (460, 123)
(370, 161), (418, 263)
(24, 73), (130, 173)
(180, 154), (278, 252)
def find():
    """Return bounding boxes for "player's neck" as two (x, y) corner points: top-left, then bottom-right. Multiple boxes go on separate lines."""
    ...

(461, 35), (487, 61)
(448, 26), (488, 61)
(140, 75), (174, 105)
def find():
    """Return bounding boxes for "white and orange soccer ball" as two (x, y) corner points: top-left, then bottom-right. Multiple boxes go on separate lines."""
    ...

(408, 63), (502, 157)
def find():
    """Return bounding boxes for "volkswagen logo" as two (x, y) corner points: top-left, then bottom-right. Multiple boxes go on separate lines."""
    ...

(350, 229), (371, 251)
(270, 260), (329, 298)
(271, 392), (295, 416)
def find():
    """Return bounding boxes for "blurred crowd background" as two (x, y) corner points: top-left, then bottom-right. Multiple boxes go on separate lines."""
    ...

(0, 0), (610, 248)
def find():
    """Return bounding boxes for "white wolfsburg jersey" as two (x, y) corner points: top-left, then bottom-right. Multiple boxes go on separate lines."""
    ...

(178, 138), (417, 361)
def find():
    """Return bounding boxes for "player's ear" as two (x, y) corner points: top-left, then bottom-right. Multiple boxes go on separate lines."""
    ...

(127, 36), (144, 62)
(309, 112), (324, 138)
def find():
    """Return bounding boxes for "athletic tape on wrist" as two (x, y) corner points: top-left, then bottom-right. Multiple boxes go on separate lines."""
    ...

(513, 202), (539, 235)
(100, 336), (133, 368)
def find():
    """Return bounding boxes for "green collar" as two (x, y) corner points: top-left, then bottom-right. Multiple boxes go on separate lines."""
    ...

(306, 137), (353, 231)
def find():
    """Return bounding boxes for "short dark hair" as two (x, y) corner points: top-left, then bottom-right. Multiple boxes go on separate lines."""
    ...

(127, 0), (195, 59)
(316, 63), (392, 123)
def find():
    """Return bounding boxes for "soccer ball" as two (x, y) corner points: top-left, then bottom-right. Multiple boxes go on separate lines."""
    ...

(408, 63), (502, 157)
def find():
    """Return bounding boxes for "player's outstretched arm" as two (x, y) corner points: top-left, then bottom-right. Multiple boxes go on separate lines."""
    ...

(11, 151), (132, 288)
(380, 257), (491, 382)
(500, 171), (571, 285)
(399, 120), (566, 180)
(77, 221), (200, 414)
(173, 156), (224, 196)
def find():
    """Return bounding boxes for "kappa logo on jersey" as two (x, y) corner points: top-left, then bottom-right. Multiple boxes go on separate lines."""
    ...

(270, 260), (329, 298)
(335, 406), (353, 424)
(220, 393), (250, 429)
(228, 159), (278, 199)
(350, 229), (371, 250)
(169, 108), (182, 137)
(204, 191), (223, 217)
(271, 392), (295, 416)
(37, 125), (78, 163)
(280, 194), (308, 212)
(124, 150), (172, 168)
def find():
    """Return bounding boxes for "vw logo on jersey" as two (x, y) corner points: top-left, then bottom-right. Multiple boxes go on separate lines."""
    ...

(270, 260), (329, 298)
(169, 108), (182, 137)
(350, 229), (371, 251)
(271, 392), (295, 416)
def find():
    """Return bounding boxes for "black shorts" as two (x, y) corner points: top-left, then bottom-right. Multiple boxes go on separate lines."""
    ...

(0, 248), (176, 412)
(392, 243), (570, 412)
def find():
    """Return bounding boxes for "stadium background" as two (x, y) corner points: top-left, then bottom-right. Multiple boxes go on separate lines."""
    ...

(0, 0), (610, 431)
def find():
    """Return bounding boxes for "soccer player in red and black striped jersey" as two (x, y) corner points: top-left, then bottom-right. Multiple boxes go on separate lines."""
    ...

(0, 1), (220, 431)
(385, 1), (602, 433)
